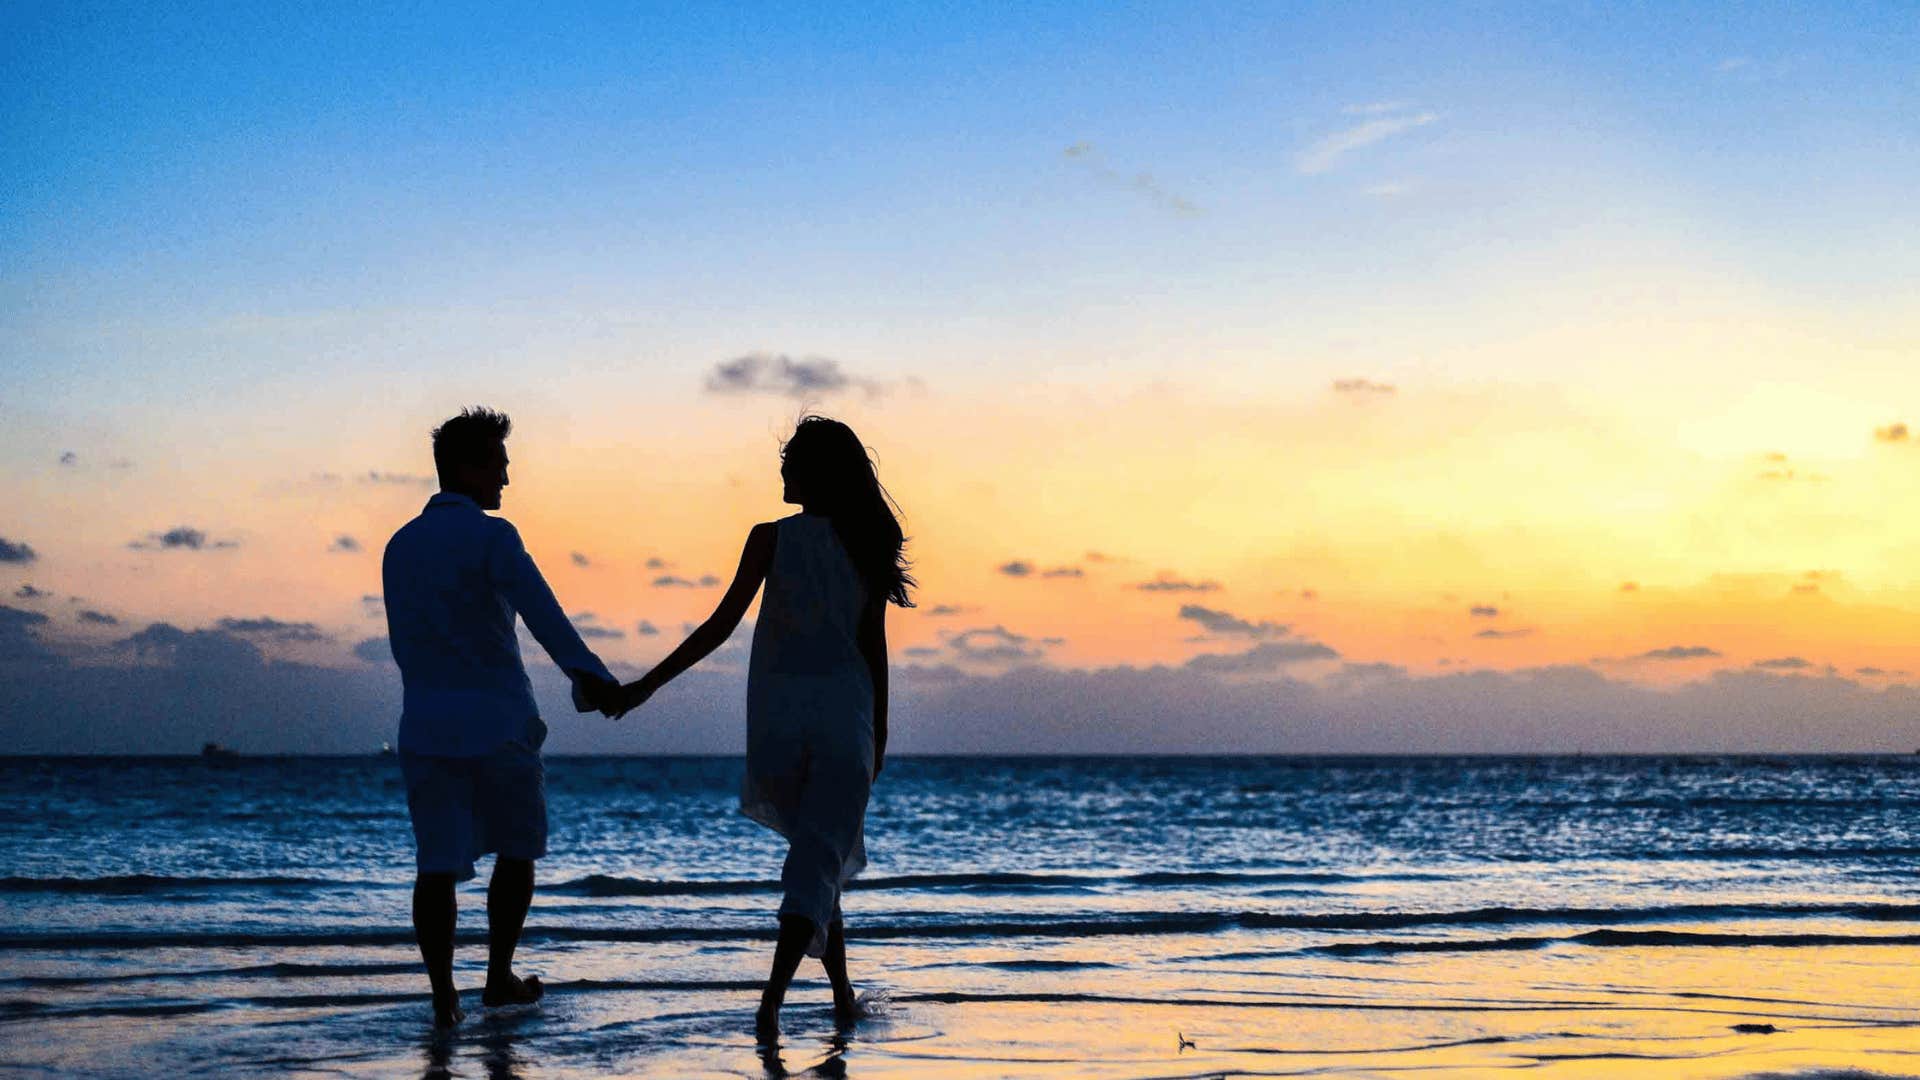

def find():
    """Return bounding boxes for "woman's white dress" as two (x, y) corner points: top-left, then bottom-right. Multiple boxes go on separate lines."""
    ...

(742, 513), (874, 955)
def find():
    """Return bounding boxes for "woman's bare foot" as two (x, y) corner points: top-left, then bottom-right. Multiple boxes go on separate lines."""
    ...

(481, 972), (543, 1007)
(832, 986), (859, 1029)
(432, 992), (466, 1030)
(755, 1000), (781, 1044)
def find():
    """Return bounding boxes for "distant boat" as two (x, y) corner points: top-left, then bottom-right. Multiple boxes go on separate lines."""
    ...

(379, 742), (395, 757)
(200, 742), (239, 760)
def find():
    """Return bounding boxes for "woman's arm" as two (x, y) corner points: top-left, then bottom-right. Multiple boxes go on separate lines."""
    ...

(620, 523), (775, 713)
(857, 596), (888, 776)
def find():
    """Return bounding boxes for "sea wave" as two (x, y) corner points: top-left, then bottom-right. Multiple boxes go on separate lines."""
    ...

(7, 900), (1918, 952)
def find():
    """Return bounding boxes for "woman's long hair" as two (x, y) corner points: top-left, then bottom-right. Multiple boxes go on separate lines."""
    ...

(780, 416), (915, 608)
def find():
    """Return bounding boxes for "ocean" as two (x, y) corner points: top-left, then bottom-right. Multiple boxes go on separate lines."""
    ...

(4, 754), (1920, 1078)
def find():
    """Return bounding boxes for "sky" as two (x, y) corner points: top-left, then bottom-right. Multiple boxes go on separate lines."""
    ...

(4, 2), (1919, 753)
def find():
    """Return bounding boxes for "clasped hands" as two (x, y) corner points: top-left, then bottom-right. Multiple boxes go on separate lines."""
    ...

(571, 672), (655, 720)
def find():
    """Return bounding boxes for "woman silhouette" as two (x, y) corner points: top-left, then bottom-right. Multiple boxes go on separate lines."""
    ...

(618, 416), (913, 1039)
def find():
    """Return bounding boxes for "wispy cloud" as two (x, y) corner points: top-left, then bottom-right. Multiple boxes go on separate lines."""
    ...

(0, 538), (37, 564)
(1179, 604), (1288, 639)
(1296, 108), (1437, 175)
(705, 354), (881, 399)
(1135, 573), (1222, 593)
(358, 471), (434, 487)
(1185, 640), (1340, 673)
(1875, 422), (1910, 444)
(1333, 377), (1397, 397)
(328, 535), (361, 554)
(216, 616), (329, 643)
(653, 574), (720, 589)
(130, 527), (237, 552)
(1637, 645), (1723, 662)
(1062, 141), (1200, 215)
(947, 625), (1053, 664)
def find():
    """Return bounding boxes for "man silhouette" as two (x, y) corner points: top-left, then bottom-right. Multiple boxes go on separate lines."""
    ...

(381, 406), (620, 1028)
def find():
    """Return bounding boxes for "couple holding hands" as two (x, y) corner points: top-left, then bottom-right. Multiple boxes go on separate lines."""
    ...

(381, 408), (909, 1039)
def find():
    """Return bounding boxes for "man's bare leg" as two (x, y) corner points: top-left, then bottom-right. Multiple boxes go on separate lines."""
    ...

(482, 857), (543, 1006)
(413, 872), (464, 1027)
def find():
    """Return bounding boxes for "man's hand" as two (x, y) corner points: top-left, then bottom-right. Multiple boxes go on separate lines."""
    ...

(570, 672), (624, 718)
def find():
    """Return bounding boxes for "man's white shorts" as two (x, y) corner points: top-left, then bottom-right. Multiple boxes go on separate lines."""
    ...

(399, 718), (548, 881)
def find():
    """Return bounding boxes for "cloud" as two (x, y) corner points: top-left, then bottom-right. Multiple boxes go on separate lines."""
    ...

(653, 575), (721, 588)
(1185, 640), (1341, 673)
(14, 585), (49, 601)
(1637, 645), (1723, 661)
(948, 625), (1050, 664)
(1875, 423), (1911, 443)
(1179, 604), (1289, 639)
(571, 552), (592, 568)
(328, 535), (361, 553)
(214, 616), (330, 643)
(1333, 377), (1397, 396)
(1061, 141), (1200, 215)
(1756, 468), (1828, 483)
(359, 471), (434, 487)
(882, 663), (1920, 755)
(1001, 560), (1082, 579)
(0, 604), (55, 663)
(352, 637), (391, 664)
(360, 594), (384, 617)
(130, 527), (237, 552)
(925, 604), (967, 617)
(121, 622), (265, 669)
(636, 620), (660, 636)
(1362, 181), (1410, 198)
(1134, 574), (1222, 593)
(1620, 582), (1640, 593)
(903, 646), (942, 658)
(58, 451), (77, 466)
(76, 610), (119, 626)
(1716, 56), (1753, 73)
(645, 557), (670, 569)
(705, 354), (879, 399)
(0, 538), (39, 564)
(1475, 628), (1533, 640)
(1469, 605), (1500, 618)
(1296, 109), (1438, 175)
(1754, 656), (1814, 671)
(1084, 551), (1124, 563)
(571, 612), (625, 640)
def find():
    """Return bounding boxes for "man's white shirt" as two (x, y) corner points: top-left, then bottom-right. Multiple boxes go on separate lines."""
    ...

(382, 492), (614, 757)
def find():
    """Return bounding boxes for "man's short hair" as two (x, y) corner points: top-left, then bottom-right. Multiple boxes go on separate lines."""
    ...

(431, 407), (512, 481)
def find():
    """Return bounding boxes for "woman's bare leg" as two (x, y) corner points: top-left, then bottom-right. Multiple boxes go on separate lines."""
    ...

(821, 919), (857, 1026)
(757, 914), (815, 1042)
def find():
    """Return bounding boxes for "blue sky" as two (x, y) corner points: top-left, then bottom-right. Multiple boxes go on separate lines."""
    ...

(4, 3), (1919, 752)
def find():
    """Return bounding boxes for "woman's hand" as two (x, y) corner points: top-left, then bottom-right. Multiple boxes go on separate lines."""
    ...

(614, 679), (654, 720)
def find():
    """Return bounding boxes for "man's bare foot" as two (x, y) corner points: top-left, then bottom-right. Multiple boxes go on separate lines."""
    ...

(754, 1001), (781, 1044)
(481, 972), (543, 1007)
(432, 994), (466, 1030)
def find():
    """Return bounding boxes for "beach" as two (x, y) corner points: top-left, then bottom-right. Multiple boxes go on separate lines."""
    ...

(5, 755), (1920, 1078)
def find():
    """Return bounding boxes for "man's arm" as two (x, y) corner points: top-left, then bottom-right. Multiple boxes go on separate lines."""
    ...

(486, 521), (619, 710)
